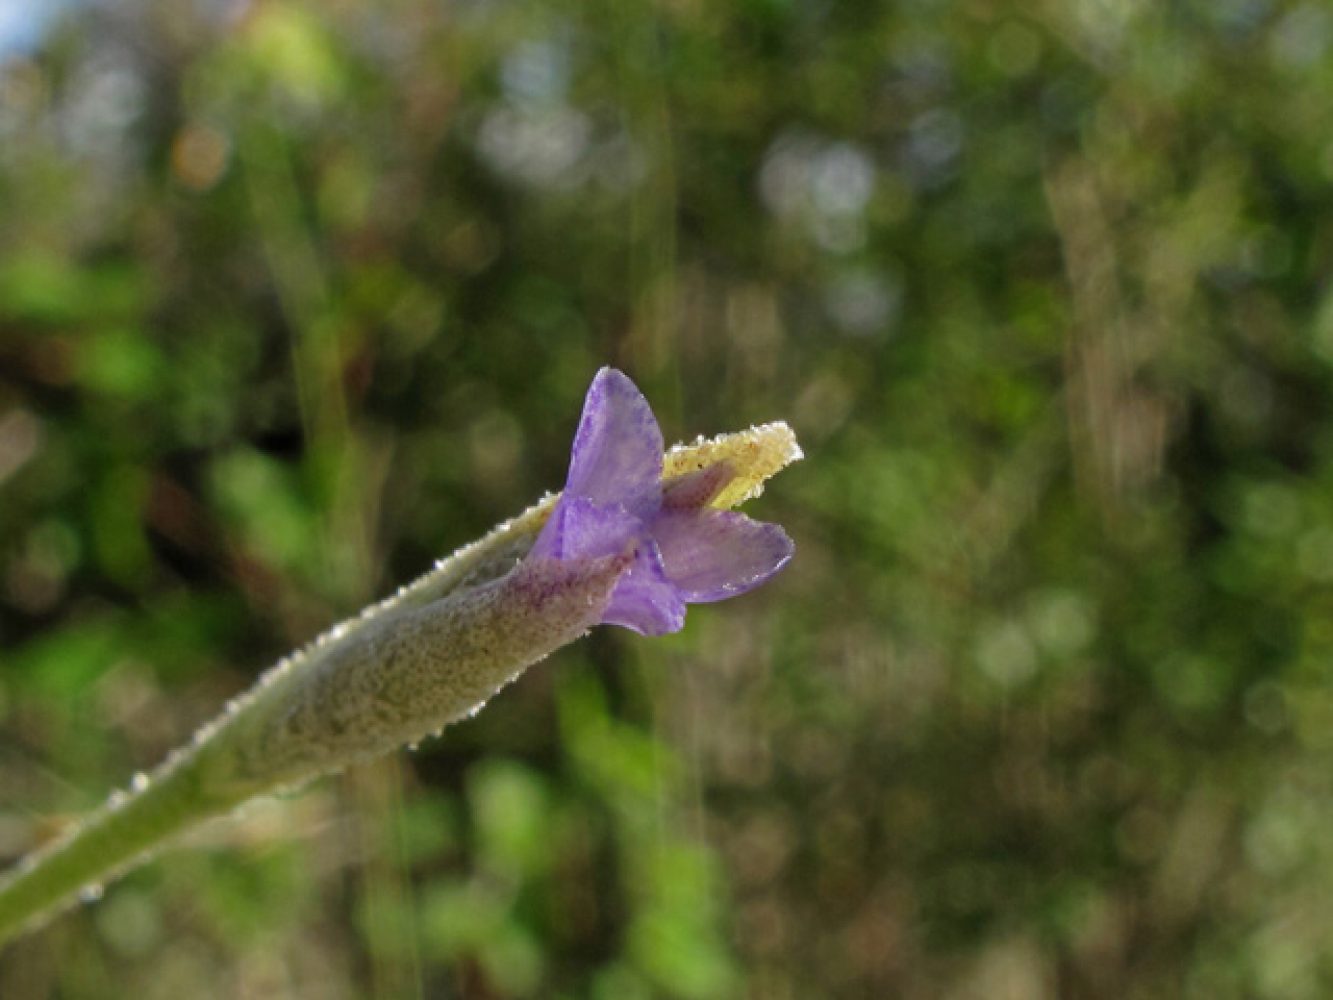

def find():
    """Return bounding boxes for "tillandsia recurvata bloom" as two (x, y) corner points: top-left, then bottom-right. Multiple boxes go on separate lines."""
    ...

(531, 367), (794, 635)
(0, 368), (801, 944)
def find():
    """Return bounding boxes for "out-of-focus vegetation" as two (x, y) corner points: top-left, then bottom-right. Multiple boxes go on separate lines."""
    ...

(2, 0), (1332, 996)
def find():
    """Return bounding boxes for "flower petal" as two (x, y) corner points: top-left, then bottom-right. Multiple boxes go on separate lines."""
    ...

(565, 368), (663, 515)
(530, 496), (641, 561)
(602, 541), (686, 635)
(651, 509), (794, 603)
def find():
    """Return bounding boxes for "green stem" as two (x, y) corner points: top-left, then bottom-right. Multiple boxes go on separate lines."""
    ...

(0, 752), (233, 946)
(0, 496), (558, 948)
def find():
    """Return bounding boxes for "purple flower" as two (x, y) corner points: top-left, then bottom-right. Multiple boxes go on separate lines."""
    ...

(529, 368), (794, 635)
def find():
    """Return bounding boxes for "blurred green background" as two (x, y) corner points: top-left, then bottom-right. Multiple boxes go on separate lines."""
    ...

(2, 0), (1333, 997)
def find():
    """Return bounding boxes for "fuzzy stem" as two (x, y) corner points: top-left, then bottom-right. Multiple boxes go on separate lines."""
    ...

(0, 554), (625, 947)
(0, 751), (234, 944)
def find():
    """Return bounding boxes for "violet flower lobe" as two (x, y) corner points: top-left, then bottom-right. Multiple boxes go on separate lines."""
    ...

(529, 368), (794, 636)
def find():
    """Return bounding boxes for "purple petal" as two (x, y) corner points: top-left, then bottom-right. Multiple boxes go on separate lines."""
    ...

(602, 541), (686, 635)
(565, 368), (663, 516)
(651, 509), (794, 603)
(531, 496), (642, 561)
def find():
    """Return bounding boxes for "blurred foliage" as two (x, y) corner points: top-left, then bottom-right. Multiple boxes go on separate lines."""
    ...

(2, 0), (1333, 997)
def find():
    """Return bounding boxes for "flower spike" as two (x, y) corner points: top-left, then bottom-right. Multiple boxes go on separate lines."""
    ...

(0, 366), (800, 944)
